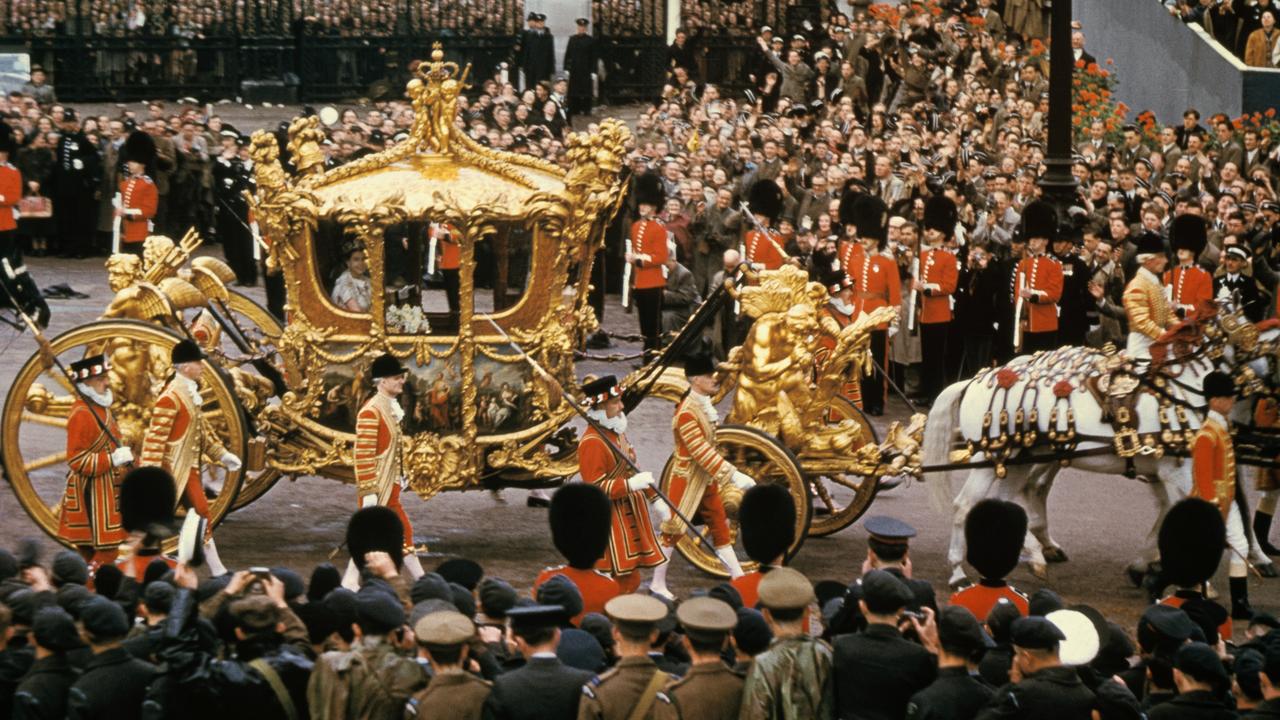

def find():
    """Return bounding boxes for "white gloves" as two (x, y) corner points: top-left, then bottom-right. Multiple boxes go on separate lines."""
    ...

(731, 471), (756, 490)
(626, 471), (656, 493)
(652, 499), (672, 524)
(220, 451), (242, 473)
(110, 446), (134, 467)
(360, 493), (378, 508)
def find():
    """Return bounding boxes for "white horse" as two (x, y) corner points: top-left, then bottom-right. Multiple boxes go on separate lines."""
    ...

(923, 305), (1277, 587)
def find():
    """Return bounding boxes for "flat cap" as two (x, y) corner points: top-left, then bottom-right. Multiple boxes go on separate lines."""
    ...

(757, 567), (815, 610)
(142, 582), (175, 614)
(270, 567), (305, 601)
(1175, 641), (1229, 685)
(32, 606), (84, 652)
(536, 574), (583, 621)
(861, 569), (913, 614)
(938, 605), (994, 653)
(355, 587), (406, 634)
(478, 577), (518, 620)
(1011, 616), (1066, 650)
(864, 516), (916, 545)
(1138, 604), (1197, 646)
(411, 573), (453, 605)
(229, 595), (282, 632)
(676, 597), (737, 633)
(605, 594), (668, 625)
(79, 595), (130, 639)
(414, 610), (475, 646)
(557, 628), (606, 672)
(51, 551), (89, 586)
(733, 608), (773, 654)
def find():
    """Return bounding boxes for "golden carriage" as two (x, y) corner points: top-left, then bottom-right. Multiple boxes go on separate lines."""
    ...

(2, 46), (920, 576)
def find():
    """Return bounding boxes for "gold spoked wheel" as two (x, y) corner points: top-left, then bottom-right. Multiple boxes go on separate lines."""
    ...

(660, 424), (811, 578)
(1, 320), (248, 548)
(219, 291), (285, 510)
(806, 395), (880, 537)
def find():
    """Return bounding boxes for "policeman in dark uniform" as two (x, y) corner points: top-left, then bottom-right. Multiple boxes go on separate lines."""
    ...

(482, 605), (593, 720)
(832, 570), (937, 720)
(50, 109), (102, 258)
(67, 596), (158, 719)
(1051, 222), (1091, 347)
(406, 610), (492, 720)
(862, 516), (938, 613)
(1215, 245), (1268, 322)
(580, 594), (675, 720)
(655, 597), (744, 720)
(212, 132), (257, 286)
(905, 606), (995, 720)
(563, 18), (597, 119)
(12, 607), (83, 719)
(974, 618), (1097, 720)
(518, 13), (556, 91)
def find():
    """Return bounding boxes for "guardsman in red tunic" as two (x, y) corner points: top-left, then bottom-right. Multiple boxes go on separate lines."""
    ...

(1163, 215), (1212, 319)
(347, 353), (425, 585)
(116, 466), (180, 582)
(815, 263), (863, 409)
(1155, 497), (1236, 643)
(1189, 372), (1253, 619)
(847, 194), (899, 416)
(574, 375), (665, 594)
(1013, 200), (1063, 354)
(534, 483), (622, 624)
(0, 122), (22, 261)
(732, 484), (795, 609)
(949, 499), (1030, 620)
(630, 172), (670, 356)
(649, 354), (756, 600)
(116, 131), (158, 250)
(432, 222), (462, 315)
(917, 196), (960, 403)
(744, 179), (787, 272)
(57, 355), (133, 568)
(140, 340), (238, 576)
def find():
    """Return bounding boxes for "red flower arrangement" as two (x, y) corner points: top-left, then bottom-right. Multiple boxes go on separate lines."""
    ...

(1073, 58), (1128, 143)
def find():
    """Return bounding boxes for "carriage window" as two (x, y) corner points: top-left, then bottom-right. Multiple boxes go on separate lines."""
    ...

(316, 219), (371, 314)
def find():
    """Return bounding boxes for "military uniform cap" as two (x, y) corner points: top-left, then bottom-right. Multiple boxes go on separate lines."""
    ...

(676, 596), (737, 634)
(864, 516), (916, 545)
(937, 605), (994, 654)
(1138, 604), (1196, 648)
(1224, 245), (1248, 261)
(756, 566), (814, 610)
(1010, 616), (1066, 650)
(605, 593), (668, 625)
(414, 610), (475, 645)
(506, 603), (567, 630)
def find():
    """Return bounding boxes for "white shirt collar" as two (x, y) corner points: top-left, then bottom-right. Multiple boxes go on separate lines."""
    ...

(1207, 409), (1229, 429)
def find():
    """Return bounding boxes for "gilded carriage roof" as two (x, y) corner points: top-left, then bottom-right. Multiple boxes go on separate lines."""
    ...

(286, 44), (585, 220)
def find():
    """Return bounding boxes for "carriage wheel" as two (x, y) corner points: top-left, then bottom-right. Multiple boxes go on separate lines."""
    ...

(1, 320), (248, 549)
(221, 291), (285, 510)
(806, 395), (881, 537)
(659, 424), (811, 578)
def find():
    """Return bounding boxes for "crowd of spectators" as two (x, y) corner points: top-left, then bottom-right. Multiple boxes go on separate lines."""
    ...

(1169, 0), (1280, 67)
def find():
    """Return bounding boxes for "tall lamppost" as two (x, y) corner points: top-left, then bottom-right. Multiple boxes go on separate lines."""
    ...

(1038, 0), (1078, 217)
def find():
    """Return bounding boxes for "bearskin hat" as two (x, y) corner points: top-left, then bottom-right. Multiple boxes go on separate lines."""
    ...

(634, 171), (665, 208)
(839, 182), (864, 228)
(1020, 200), (1058, 241)
(748, 179), (785, 224)
(853, 194), (889, 244)
(0, 120), (15, 156)
(1170, 214), (1208, 257)
(123, 130), (157, 174)
(924, 194), (958, 236)
(346, 506), (406, 569)
(119, 467), (177, 539)
(965, 499), (1027, 580)
(1158, 498), (1225, 588)
(549, 483), (612, 570)
(739, 484), (796, 565)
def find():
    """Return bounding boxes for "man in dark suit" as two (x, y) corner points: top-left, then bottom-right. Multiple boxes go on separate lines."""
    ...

(50, 109), (102, 258)
(905, 607), (995, 720)
(832, 570), (937, 720)
(483, 605), (593, 720)
(518, 13), (555, 91)
(68, 596), (159, 720)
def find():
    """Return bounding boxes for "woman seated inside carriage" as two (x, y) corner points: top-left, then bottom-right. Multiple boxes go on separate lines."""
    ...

(332, 243), (372, 313)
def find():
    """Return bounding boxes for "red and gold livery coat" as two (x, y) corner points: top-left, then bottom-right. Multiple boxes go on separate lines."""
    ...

(1014, 254), (1063, 333)
(578, 425), (665, 575)
(815, 302), (863, 409)
(354, 393), (414, 551)
(1191, 414), (1236, 517)
(665, 395), (735, 547)
(141, 378), (227, 518)
(58, 399), (127, 548)
(0, 162), (21, 232)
